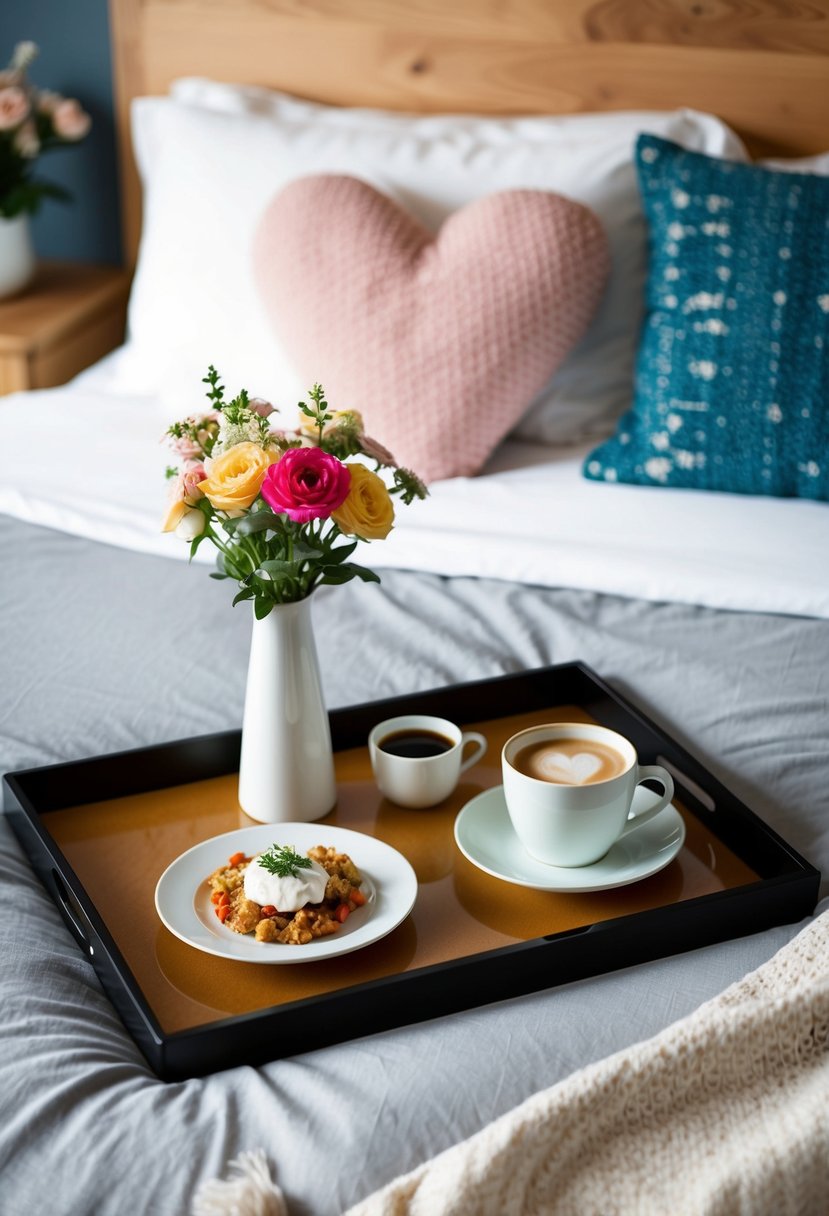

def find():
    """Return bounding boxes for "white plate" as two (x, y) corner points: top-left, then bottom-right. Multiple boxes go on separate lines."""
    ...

(155, 823), (418, 964)
(454, 785), (685, 893)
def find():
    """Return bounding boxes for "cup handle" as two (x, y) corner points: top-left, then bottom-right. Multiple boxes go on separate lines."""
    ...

(459, 731), (488, 773)
(618, 765), (675, 839)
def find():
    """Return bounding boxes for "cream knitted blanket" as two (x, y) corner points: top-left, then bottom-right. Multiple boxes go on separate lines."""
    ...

(194, 910), (829, 1216)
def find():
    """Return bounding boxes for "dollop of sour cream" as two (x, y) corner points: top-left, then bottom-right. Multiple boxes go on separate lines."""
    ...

(243, 852), (328, 912)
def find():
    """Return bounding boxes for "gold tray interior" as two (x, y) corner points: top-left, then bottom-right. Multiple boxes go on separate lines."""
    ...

(48, 706), (758, 1034)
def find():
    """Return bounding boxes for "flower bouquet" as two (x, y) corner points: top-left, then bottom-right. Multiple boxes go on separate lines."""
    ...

(162, 367), (426, 610)
(162, 368), (427, 824)
(0, 41), (91, 219)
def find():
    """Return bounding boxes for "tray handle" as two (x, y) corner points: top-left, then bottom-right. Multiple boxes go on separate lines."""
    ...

(52, 869), (94, 954)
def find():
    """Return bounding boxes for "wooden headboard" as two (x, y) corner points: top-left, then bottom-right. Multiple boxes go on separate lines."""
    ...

(108, 0), (829, 264)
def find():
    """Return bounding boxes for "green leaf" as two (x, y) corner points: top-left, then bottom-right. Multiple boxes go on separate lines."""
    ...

(317, 566), (353, 586)
(345, 563), (382, 584)
(233, 511), (283, 536)
(209, 572), (229, 580)
(253, 595), (273, 620)
(323, 540), (359, 565)
(257, 559), (301, 578)
(232, 587), (256, 607)
(317, 561), (380, 586)
(292, 539), (325, 559)
(188, 532), (210, 561)
(257, 843), (314, 878)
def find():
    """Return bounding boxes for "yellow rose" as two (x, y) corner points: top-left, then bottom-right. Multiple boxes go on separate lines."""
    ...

(331, 463), (395, 540)
(199, 442), (273, 511)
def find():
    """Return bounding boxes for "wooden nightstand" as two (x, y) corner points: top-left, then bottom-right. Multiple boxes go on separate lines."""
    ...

(0, 261), (131, 395)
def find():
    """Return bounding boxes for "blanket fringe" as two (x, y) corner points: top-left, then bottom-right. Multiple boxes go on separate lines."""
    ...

(192, 1150), (287, 1216)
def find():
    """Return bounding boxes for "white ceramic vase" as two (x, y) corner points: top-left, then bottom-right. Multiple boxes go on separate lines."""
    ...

(237, 596), (337, 824)
(0, 213), (36, 299)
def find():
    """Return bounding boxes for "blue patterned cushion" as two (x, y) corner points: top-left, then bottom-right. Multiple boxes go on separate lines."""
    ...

(584, 135), (829, 499)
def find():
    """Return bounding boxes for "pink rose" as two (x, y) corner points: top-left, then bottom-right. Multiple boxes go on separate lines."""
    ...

(172, 434), (203, 462)
(36, 90), (61, 116)
(261, 447), (351, 523)
(360, 433), (397, 467)
(52, 98), (91, 141)
(249, 397), (276, 419)
(181, 462), (207, 505)
(0, 86), (29, 131)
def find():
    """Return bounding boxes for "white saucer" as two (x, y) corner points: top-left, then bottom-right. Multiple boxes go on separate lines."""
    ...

(454, 785), (685, 893)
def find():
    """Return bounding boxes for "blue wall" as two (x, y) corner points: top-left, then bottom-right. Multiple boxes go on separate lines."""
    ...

(0, 0), (121, 265)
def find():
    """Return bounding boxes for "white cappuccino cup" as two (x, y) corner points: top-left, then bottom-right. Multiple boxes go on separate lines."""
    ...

(502, 722), (675, 867)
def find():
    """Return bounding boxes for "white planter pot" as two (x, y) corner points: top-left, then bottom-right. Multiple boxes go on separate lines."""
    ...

(238, 596), (337, 824)
(0, 213), (36, 299)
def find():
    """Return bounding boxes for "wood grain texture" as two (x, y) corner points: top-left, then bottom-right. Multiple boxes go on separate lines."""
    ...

(110, 0), (829, 263)
(584, 0), (829, 54)
(140, 0), (829, 52)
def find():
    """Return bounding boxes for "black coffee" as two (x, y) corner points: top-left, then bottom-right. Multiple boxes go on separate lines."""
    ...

(378, 729), (454, 758)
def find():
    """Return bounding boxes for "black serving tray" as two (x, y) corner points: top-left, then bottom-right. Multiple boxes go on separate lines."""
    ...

(4, 662), (820, 1080)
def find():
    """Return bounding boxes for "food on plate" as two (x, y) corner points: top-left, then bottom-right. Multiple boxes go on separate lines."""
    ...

(206, 842), (368, 945)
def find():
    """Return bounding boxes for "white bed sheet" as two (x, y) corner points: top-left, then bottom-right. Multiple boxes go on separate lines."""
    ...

(2, 351), (828, 620)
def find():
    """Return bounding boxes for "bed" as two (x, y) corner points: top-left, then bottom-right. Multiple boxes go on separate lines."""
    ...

(2, 2), (828, 1213)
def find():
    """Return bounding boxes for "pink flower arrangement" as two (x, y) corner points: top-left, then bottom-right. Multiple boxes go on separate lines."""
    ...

(0, 41), (91, 219)
(162, 368), (427, 615)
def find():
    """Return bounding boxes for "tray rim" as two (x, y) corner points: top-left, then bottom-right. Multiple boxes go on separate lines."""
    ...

(4, 660), (820, 1079)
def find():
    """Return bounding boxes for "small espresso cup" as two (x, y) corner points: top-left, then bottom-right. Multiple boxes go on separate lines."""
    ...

(369, 714), (488, 809)
(502, 722), (675, 867)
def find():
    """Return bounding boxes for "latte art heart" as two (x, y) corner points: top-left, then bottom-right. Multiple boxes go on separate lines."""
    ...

(512, 736), (627, 785)
(538, 751), (602, 785)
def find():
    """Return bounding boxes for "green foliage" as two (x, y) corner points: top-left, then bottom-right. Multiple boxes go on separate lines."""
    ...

(257, 844), (314, 878)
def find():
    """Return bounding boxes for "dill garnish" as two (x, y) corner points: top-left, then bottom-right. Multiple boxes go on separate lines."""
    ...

(258, 843), (313, 878)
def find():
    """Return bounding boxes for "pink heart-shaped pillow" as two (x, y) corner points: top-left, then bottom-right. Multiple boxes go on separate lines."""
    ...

(254, 176), (609, 482)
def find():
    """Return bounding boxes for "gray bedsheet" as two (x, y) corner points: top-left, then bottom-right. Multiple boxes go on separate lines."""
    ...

(1, 513), (827, 1216)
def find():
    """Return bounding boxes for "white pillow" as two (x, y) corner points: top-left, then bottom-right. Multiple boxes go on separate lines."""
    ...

(761, 151), (829, 174)
(117, 86), (745, 441)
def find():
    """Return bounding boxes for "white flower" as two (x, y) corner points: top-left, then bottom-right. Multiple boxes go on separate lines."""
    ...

(175, 508), (206, 541)
(11, 42), (38, 72)
(213, 413), (267, 455)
